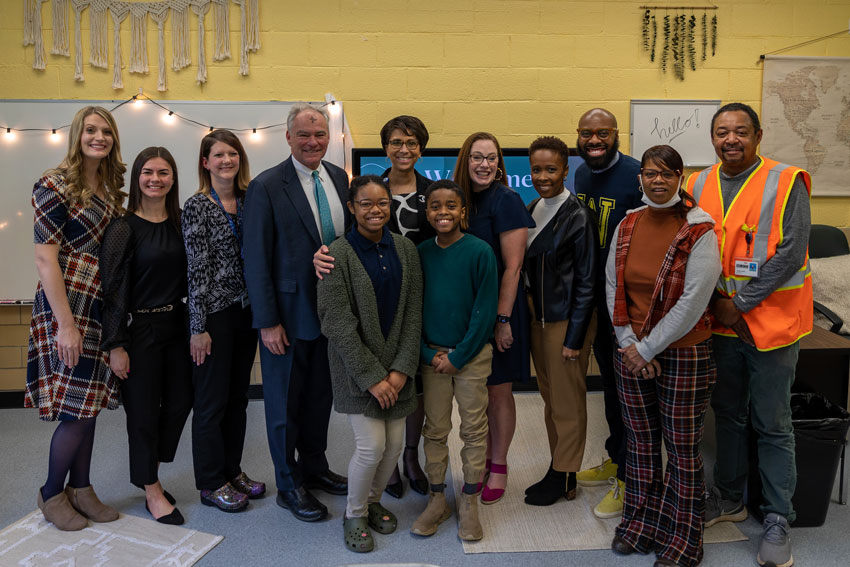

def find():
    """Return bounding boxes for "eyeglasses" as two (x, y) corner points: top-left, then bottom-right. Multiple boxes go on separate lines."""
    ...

(577, 128), (618, 140)
(388, 139), (419, 150)
(640, 169), (680, 181)
(470, 153), (498, 165)
(353, 198), (391, 210)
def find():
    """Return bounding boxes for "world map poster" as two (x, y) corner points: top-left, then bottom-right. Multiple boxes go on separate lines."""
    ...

(762, 55), (850, 196)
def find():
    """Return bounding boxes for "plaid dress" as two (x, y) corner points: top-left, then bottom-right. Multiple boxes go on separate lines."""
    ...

(25, 173), (121, 421)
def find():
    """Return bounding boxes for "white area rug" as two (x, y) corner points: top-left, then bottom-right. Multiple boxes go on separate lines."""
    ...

(0, 510), (222, 566)
(447, 392), (747, 553)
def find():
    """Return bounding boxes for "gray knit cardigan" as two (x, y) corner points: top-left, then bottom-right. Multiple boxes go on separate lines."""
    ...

(316, 232), (422, 420)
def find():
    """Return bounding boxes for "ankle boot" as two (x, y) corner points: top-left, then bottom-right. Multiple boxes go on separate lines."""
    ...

(457, 491), (483, 541)
(524, 469), (570, 506)
(65, 485), (119, 523)
(410, 491), (451, 537)
(38, 488), (87, 531)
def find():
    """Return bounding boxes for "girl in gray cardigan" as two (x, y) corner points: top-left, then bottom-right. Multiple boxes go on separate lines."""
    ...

(317, 175), (423, 553)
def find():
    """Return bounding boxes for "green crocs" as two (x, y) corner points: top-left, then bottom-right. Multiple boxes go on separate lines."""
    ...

(343, 515), (374, 553)
(367, 502), (398, 534)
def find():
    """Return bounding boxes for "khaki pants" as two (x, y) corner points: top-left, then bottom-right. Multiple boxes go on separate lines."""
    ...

(530, 311), (596, 472)
(346, 414), (405, 518)
(421, 344), (492, 485)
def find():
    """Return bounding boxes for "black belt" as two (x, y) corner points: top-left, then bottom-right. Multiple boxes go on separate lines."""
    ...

(134, 304), (176, 314)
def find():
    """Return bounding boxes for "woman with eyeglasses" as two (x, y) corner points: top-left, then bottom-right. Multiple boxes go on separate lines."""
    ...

(315, 116), (434, 499)
(605, 145), (721, 567)
(453, 132), (535, 505)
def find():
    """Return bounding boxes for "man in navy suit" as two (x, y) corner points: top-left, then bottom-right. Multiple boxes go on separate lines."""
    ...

(244, 104), (349, 522)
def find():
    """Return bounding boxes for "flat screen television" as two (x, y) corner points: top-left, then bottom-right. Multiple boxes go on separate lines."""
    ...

(351, 148), (584, 205)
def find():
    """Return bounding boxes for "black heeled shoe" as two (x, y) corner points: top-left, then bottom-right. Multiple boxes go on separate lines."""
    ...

(140, 487), (176, 505)
(384, 465), (404, 499)
(403, 446), (429, 496)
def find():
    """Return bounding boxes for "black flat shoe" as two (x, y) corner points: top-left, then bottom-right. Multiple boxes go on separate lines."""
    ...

(145, 500), (185, 525)
(654, 559), (678, 567)
(276, 487), (328, 522)
(304, 470), (348, 496)
(611, 535), (636, 556)
(403, 446), (429, 496)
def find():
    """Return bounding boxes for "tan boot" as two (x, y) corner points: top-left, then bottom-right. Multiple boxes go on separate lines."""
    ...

(410, 491), (451, 536)
(457, 491), (483, 541)
(38, 488), (87, 531)
(65, 485), (119, 523)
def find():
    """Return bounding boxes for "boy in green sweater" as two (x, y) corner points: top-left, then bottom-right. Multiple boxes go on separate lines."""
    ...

(412, 180), (498, 542)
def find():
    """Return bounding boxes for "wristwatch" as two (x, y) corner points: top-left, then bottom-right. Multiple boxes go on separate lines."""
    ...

(496, 314), (511, 324)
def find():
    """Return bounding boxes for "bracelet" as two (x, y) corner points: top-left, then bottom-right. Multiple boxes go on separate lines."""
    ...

(496, 314), (510, 324)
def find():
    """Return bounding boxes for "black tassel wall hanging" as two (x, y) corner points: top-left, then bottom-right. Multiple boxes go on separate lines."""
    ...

(639, 5), (719, 80)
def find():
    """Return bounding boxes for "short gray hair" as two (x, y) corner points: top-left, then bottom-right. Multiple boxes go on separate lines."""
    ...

(287, 103), (330, 131)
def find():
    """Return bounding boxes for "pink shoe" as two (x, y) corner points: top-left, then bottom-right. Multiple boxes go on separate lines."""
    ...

(481, 463), (507, 504)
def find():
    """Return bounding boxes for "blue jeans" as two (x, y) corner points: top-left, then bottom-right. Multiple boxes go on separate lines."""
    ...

(711, 335), (798, 522)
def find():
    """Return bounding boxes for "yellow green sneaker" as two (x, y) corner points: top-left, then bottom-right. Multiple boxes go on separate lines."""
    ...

(593, 477), (624, 519)
(576, 458), (618, 487)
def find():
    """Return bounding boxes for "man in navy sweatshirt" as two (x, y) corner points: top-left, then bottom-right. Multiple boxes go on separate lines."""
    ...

(572, 108), (643, 519)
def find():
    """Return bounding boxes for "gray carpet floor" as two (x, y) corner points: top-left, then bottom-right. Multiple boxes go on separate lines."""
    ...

(2, 393), (848, 567)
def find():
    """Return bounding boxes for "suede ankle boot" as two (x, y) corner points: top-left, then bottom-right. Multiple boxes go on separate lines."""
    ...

(410, 491), (451, 537)
(457, 491), (483, 541)
(65, 485), (119, 522)
(38, 488), (87, 531)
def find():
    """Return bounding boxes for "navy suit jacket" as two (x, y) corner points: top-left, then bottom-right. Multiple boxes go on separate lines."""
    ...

(243, 156), (350, 341)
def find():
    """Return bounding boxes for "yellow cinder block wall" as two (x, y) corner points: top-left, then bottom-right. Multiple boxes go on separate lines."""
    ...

(2, 0), (850, 390)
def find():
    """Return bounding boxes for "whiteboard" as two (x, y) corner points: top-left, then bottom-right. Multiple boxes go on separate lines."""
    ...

(629, 99), (720, 167)
(0, 99), (348, 302)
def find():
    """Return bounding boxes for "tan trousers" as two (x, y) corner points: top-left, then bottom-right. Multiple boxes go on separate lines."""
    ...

(421, 344), (492, 485)
(346, 414), (405, 518)
(530, 310), (597, 472)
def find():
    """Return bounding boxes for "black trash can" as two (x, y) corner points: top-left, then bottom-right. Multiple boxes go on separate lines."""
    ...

(746, 393), (850, 527)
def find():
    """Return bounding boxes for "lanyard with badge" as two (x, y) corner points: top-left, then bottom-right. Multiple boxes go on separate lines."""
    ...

(733, 223), (759, 278)
(210, 187), (250, 308)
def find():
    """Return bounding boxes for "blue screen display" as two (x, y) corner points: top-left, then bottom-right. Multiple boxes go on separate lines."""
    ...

(355, 151), (585, 205)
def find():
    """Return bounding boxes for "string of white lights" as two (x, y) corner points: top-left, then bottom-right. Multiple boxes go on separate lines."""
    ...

(0, 89), (342, 142)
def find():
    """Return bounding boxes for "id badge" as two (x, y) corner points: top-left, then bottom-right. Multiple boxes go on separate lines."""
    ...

(734, 258), (759, 278)
(240, 292), (251, 308)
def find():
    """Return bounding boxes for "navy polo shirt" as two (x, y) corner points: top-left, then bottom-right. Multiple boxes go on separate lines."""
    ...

(346, 226), (402, 339)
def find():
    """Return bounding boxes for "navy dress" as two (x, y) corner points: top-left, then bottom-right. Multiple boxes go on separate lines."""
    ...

(467, 182), (535, 385)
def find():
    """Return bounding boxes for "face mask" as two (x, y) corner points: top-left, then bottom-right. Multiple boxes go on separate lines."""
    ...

(638, 174), (683, 209)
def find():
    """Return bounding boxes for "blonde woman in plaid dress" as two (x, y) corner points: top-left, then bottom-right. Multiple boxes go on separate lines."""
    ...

(25, 106), (126, 531)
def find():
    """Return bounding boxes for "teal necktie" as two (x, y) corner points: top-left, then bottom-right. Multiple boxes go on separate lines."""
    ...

(312, 170), (336, 244)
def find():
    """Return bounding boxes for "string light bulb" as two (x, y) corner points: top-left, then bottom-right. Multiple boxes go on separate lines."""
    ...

(132, 96), (144, 109)
(163, 110), (175, 124)
(327, 100), (341, 116)
(250, 127), (260, 141)
(50, 129), (61, 143)
(4, 128), (14, 141)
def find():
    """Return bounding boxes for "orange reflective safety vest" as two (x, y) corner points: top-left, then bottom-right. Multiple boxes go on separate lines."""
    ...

(686, 156), (812, 351)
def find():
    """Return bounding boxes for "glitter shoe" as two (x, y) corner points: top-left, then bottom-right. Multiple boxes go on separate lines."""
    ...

(200, 482), (248, 512)
(231, 472), (266, 499)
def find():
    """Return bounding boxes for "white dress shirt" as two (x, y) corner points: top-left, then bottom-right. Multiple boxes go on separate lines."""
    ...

(292, 157), (346, 243)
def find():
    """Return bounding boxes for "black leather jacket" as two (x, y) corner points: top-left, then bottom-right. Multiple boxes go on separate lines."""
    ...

(524, 192), (598, 349)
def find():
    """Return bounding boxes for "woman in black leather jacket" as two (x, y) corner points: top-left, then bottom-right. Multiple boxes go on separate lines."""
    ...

(523, 136), (598, 506)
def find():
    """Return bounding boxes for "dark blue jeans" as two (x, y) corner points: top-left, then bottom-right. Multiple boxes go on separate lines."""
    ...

(711, 335), (799, 522)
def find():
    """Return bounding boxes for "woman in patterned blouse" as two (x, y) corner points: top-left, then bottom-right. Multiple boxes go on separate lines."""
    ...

(27, 106), (126, 531)
(183, 130), (265, 512)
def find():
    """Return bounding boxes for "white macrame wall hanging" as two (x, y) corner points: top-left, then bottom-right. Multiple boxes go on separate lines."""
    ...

(23, 0), (261, 92)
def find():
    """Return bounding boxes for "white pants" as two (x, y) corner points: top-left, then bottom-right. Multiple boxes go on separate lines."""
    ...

(346, 414), (405, 518)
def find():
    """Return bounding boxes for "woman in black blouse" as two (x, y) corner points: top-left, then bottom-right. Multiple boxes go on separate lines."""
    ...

(183, 129), (264, 513)
(101, 147), (192, 525)
(315, 116), (434, 498)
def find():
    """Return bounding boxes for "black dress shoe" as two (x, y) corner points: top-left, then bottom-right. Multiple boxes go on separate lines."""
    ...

(384, 466), (404, 499)
(654, 559), (678, 567)
(611, 534), (636, 556)
(276, 487), (328, 522)
(304, 470), (348, 496)
(145, 501), (185, 525)
(403, 446), (429, 496)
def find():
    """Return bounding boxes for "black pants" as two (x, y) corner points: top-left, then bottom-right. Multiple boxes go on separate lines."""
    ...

(121, 307), (193, 488)
(593, 293), (626, 481)
(191, 302), (258, 491)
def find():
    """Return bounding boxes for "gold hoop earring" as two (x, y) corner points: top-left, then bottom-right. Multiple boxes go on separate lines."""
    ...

(495, 168), (503, 181)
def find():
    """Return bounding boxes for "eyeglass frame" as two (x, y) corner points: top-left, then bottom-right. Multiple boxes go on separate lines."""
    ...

(352, 198), (392, 210)
(576, 127), (618, 140)
(640, 168), (682, 181)
(469, 153), (499, 165)
(387, 138), (420, 150)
